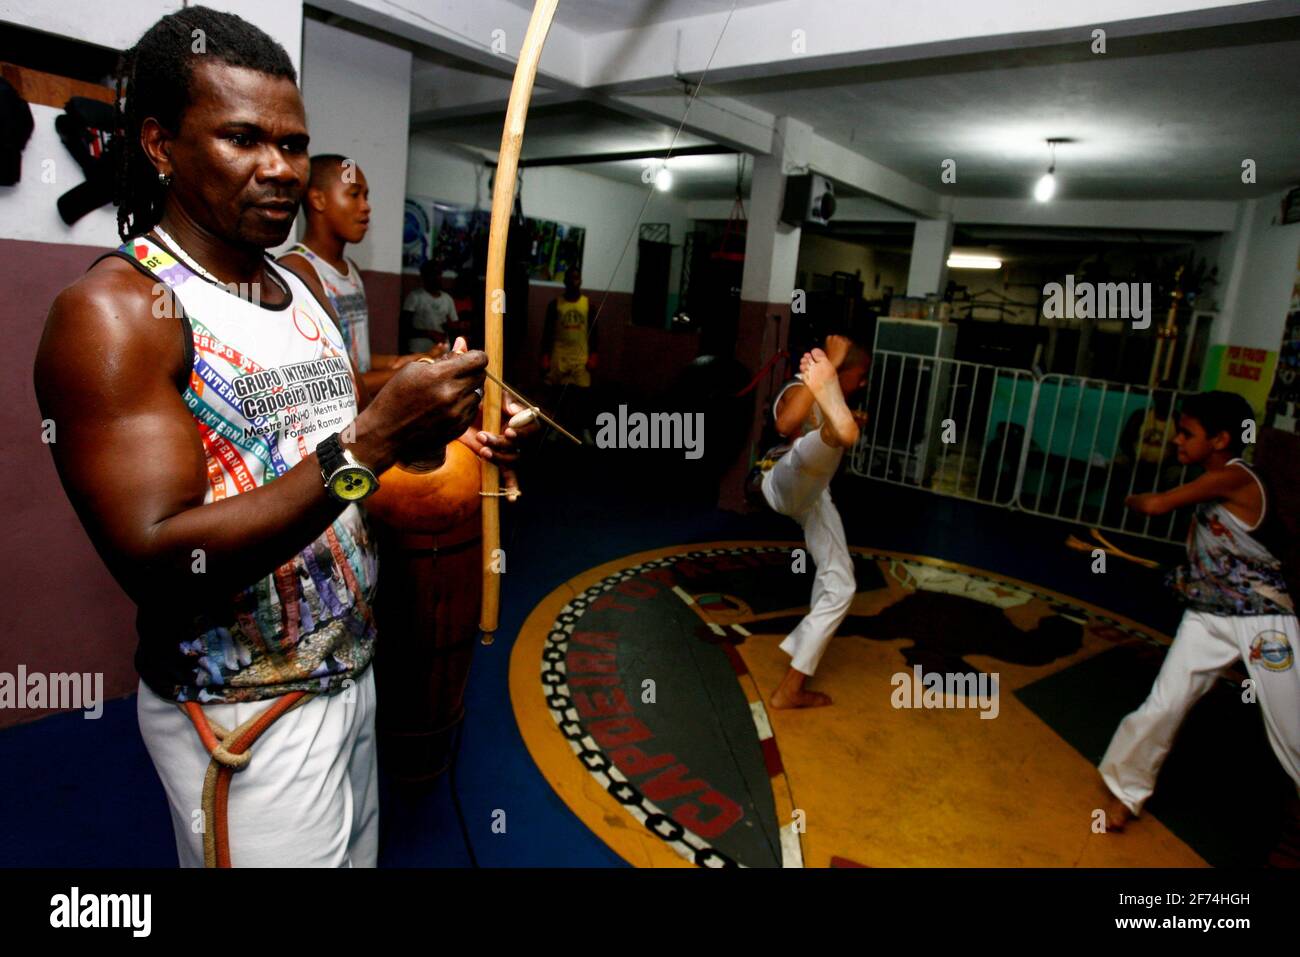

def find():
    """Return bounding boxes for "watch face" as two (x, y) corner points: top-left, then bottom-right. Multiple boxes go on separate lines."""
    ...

(329, 467), (376, 502)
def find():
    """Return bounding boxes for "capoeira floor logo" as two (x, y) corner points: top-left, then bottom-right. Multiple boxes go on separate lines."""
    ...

(511, 542), (1174, 868)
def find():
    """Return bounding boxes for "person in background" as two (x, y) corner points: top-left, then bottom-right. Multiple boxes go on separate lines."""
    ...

(401, 261), (458, 354)
(279, 155), (428, 385)
(541, 266), (598, 442)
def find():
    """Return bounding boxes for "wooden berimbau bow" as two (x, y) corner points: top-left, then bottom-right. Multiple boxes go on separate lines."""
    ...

(480, 0), (559, 646)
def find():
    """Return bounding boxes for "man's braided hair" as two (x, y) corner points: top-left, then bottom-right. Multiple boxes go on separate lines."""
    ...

(113, 6), (296, 240)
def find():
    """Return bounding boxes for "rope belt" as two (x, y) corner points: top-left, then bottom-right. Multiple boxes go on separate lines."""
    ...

(181, 691), (314, 868)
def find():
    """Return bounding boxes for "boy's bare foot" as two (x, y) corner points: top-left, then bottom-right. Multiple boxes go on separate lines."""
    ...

(800, 349), (860, 448)
(770, 667), (833, 709)
(1100, 784), (1133, 832)
(824, 334), (851, 369)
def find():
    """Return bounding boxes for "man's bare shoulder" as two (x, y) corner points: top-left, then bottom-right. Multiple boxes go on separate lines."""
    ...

(37, 255), (186, 394)
(48, 255), (165, 334)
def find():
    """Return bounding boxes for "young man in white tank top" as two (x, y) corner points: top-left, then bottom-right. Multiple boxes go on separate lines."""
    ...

(1100, 391), (1299, 831)
(279, 154), (374, 373)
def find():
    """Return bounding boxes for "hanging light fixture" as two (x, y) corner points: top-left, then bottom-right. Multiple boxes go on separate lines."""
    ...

(1034, 139), (1061, 202)
(655, 161), (673, 192)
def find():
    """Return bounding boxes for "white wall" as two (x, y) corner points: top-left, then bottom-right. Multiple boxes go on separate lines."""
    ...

(1214, 191), (1300, 350)
(299, 18), (411, 274)
(0, 102), (121, 247)
(406, 134), (691, 294)
(0, 0), (302, 73)
(0, 0), (304, 247)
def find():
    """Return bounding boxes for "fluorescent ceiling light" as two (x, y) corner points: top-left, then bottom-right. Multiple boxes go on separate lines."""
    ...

(947, 254), (1002, 270)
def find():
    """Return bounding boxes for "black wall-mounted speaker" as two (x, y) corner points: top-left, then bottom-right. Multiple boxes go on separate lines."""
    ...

(781, 173), (836, 227)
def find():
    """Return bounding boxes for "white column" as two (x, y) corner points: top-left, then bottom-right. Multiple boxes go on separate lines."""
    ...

(1213, 194), (1300, 349)
(741, 116), (812, 306)
(300, 18), (412, 275)
(906, 216), (954, 298)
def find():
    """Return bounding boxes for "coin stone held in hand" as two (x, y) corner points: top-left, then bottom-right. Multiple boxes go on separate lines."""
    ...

(508, 407), (539, 430)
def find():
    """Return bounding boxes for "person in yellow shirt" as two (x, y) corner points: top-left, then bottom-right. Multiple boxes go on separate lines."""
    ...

(541, 266), (598, 441)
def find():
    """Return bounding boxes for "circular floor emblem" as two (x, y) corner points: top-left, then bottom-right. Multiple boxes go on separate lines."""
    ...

(510, 542), (1207, 869)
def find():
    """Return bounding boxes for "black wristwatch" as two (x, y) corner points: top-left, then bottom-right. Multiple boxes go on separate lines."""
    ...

(318, 432), (380, 503)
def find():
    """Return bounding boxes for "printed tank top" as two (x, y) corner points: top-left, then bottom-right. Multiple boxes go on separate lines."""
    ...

(103, 233), (379, 704)
(1167, 459), (1293, 616)
(283, 242), (371, 373)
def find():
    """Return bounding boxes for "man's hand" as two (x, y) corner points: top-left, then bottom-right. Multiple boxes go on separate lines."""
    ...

(389, 353), (419, 371)
(351, 341), (486, 471)
(1125, 492), (1164, 515)
(461, 394), (541, 466)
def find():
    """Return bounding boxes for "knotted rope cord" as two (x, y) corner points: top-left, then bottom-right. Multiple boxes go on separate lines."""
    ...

(181, 691), (314, 868)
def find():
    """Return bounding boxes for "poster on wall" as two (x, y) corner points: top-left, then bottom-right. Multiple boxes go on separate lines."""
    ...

(523, 216), (585, 282)
(1264, 251), (1300, 429)
(402, 197), (489, 275)
(403, 195), (585, 281)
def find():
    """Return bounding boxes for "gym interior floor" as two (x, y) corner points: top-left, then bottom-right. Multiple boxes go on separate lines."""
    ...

(2, 438), (1294, 867)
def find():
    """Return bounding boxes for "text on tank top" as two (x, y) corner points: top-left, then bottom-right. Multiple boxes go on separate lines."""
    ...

(1167, 459), (1293, 616)
(118, 234), (379, 703)
(283, 242), (371, 373)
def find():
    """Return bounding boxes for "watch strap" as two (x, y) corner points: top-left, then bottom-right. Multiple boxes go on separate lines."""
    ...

(317, 432), (347, 481)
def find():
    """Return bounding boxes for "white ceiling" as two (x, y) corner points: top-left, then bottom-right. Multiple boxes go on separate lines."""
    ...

(423, 101), (714, 159)
(412, 6), (1300, 204)
(502, 0), (781, 35)
(710, 35), (1300, 201)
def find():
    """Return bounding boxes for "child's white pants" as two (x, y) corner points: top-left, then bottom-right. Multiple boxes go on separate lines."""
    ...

(137, 668), (380, 867)
(761, 429), (855, 676)
(1101, 611), (1300, 815)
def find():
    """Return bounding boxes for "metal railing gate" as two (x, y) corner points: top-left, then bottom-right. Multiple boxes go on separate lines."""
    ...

(848, 350), (1195, 544)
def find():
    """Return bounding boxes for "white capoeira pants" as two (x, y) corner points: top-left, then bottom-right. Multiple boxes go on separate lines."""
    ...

(1100, 611), (1300, 815)
(761, 429), (856, 676)
(137, 667), (380, 867)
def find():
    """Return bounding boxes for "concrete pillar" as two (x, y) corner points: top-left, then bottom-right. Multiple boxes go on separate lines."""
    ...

(300, 17), (413, 351)
(740, 154), (802, 306)
(718, 118), (810, 511)
(906, 216), (954, 298)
